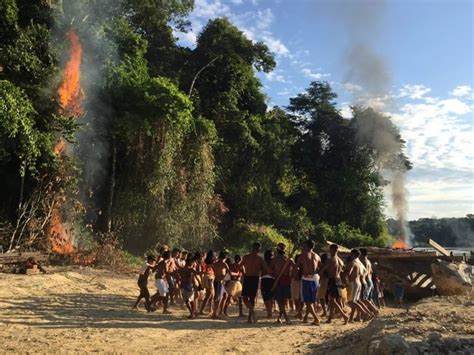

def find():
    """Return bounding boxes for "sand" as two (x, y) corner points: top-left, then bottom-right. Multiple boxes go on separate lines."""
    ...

(0, 267), (471, 354)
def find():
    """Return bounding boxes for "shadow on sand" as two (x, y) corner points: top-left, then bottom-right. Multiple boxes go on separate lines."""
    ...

(0, 293), (291, 331)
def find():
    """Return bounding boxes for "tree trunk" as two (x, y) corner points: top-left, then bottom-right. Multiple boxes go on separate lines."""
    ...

(107, 138), (117, 233)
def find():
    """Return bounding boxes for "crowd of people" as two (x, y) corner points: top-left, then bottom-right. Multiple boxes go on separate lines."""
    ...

(133, 241), (388, 325)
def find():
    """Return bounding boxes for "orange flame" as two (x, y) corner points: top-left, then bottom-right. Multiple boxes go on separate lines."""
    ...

(392, 238), (408, 250)
(48, 31), (84, 255)
(57, 31), (83, 117)
(49, 208), (74, 254)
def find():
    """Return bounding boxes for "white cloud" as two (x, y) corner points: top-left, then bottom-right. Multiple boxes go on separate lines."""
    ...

(301, 68), (330, 80)
(194, 0), (230, 18)
(277, 88), (291, 96)
(398, 84), (431, 99)
(261, 36), (290, 57)
(264, 70), (287, 83)
(230, 0), (243, 4)
(450, 85), (473, 98)
(339, 103), (353, 119)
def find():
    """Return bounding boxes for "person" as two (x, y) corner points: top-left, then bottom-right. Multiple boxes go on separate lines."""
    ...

(357, 249), (379, 317)
(394, 279), (405, 308)
(151, 250), (172, 314)
(271, 243), (293, 324)
(376, 276), (386, 308)
(168, 248), (181, 305)
(261, 249), (274, 319)
(224, 254), (244, 317)
(317, 253), (329, 317)
(133, 255), (156, 311)
(291, 254), (303, 319)
(324, 244), (349, 324)
(211, 251), (230, 319)
(179, 257), (202, 318)
(241, 242), (267, 323)
(198, 250), (216, 315)
(297, 240), (321, 326)
(344, 249), (370, 322)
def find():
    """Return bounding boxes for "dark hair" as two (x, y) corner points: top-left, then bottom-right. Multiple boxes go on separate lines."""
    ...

(359, 248), (368, 257)
(147, 255), (156, 262)
(219, 250), (228, 260)
(320, 253), (328, 264)
(172, 248), (181, 254)
(186, 257), (194, 266)
(264, 249), (273, 264)
(252, 242), (261, 251)
(193, 251), (202, 261)
(304, 239), (315, 250)
(163, 250), (171, 259)
(329, 244), (338, 252)
(351, 249), (361, 257)
(205, 250), (214, 265)
(234, 254), (241, 263)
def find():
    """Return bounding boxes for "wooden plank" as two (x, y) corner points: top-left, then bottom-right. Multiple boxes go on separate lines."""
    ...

(325, 240), (351, 253)
(428, 239), (450, 256)
(0, 251), (49, 264)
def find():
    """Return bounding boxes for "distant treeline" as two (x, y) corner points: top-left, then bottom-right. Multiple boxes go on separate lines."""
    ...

(387, 216), (474, 247)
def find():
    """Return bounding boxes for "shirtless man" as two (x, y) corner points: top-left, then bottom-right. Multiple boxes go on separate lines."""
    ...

(344, 249), (370, 322)
(296, 240), (321, 325)
(324, 244), (349, 324)
(241, 242), (267, 323)
(271, 243), (294, 324)
(211, 251), (230, 319)
(151, 250), (173, 314)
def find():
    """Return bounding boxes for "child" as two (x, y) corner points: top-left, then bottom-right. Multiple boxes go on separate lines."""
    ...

(377, 278), (386, 308)
(179, 257), (201, 318)
(394, 279), (404, 308)
(133, 255), (156, 311)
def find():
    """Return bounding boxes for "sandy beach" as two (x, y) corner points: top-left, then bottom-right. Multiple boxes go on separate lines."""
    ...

(0, 267), (472, 354)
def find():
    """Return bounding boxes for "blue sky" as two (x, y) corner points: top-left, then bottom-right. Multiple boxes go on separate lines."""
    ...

(174, 0), (474, 220)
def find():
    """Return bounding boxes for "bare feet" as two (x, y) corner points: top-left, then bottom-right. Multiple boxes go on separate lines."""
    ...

(302, 316), (308, 323)
(312, 320), (320, 326)
(276, 318), (283, 324)
(163, 310), (172, 315)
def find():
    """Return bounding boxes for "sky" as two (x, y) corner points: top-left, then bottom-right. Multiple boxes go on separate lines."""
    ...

(174, 0), (474, 220)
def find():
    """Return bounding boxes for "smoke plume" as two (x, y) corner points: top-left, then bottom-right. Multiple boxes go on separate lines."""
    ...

(335, 0), (410, 244)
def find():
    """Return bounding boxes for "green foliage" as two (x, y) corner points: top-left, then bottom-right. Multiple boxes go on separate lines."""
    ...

(224, 222), (293, 256)
(0, 80), (41, 176)
(315, 222), (387, 249)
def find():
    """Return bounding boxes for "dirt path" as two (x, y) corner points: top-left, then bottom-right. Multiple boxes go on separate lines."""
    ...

(0, 267), (399, 354)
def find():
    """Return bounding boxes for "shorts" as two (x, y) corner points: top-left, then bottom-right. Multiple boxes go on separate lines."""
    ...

(260, 277), (274, 302)
(317, 277), (328, 300)
(363, 279), (373, 300)
(168, 276), (176, 290)
(213, 279), (226, 301)
(301, 279), (319, 303)
(327, 277), (342, 299)
(242, 276), (259, 300)
(347, 281), (361, 302)
(182, 283), (194, 302)
(155, 278), (169, 297)
(274, 284), (292, 301)
(291, 279), (301, 300)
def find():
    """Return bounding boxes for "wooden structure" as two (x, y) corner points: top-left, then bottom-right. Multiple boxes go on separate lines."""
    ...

(0, 251), (50, 265)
